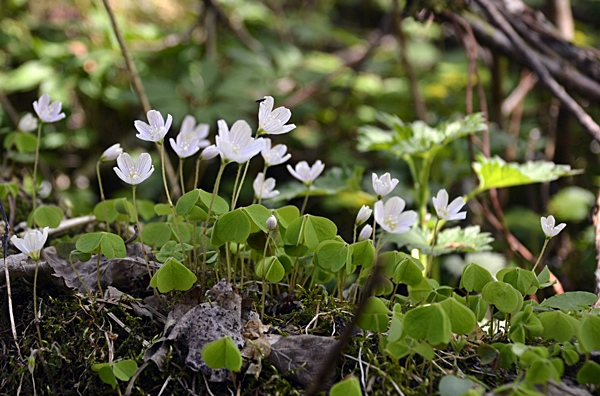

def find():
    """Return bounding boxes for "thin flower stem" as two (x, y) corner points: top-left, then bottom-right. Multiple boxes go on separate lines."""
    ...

(132, 185), (152, 278)
(232, 161), (251, 211)
(353, 224), (358, 244)
(225, 243), (232, 283)
(68, 252), (92, 298)
(201, 162), (227, 287)
(178, 158), (185, 195)
(31, 122), (43, 217)
(96, 160), (110, 231)
(159, 144), (173, 206)
(300, 184), (312, 216)
(194, 156), (202, 189)
(257, 163), (269, 206)
(532, 237), (550, 272)
(33, 258), (44, 346)
(426, 219), (440, 278)
(231, 164), (243, 209)
(261, 231), (272, 319)
(96, 250), (104, 298)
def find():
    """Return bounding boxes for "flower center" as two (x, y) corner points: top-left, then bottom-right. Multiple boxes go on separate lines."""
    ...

(384, 216), (397, 231)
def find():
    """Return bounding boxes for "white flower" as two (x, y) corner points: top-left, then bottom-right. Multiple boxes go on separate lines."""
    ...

(11, 227), (49, 261)
(33, 94), (66, 123)
(169, 134), (201, 158)
(358, 224), (373, 241)
(374, 197), (417, 234)
(372, 172), (399, 197)
(356, 205), (373, 225)
(101, 143), (123, 162)
(18, 113), (38, 132)
(134, 110), (172, 142)
(258, 96), (296, 135)
(253, 172), (279, 199)
(287, 160), (325, 185)
(541, 215), (566, 238)
(266, 215), (278, 230)
(215, 119), (265, 163)
(113, 152), (154, 185)
(261, 138), (291, 166)
(179, 115), (210, 148)
(432, 189), (466, 221)
(201, 145), (220, 160)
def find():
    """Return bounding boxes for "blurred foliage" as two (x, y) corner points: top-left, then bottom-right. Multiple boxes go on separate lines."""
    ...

(2, 0), (600, 292)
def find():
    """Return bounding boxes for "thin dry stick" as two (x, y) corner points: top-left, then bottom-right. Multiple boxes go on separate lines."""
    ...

(100, 0), (181, 198)
(0, 200), (21, 357)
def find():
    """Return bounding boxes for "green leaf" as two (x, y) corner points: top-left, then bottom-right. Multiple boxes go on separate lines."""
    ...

(274, 205), (300, 229)
(76, 232), (104, 253)
(408, 277), (434, 304)
(413, 342), (435, 360)
(404, 303), (452, 345)
(175, 189), (200, 216)
(316, 240), (349, 272)
(481, 281), (523, 313)
(330, 376), (362, 396)
(14, 132), (38, 153)
(473, 156), (582, 192)
(548, 186), (595, 222)
(141, 222), (172, 247)
(211, 209), (251, 246)
(577, 361), (600, 385)
(393, 256), (424, 286)
(93, 200), (119, 223)
(154, 203), (172, 216)
(92, 364), (117, 389)
(255, 256), (285, 282)
(304, 215), (338, 251)
(242, 204), (272, 233)
(579, 314), (600, 353)
(356, 297), (391, 333)
(439, 375), (475, 396)
(541, 291), (598, 311)
(439, 297), (477, 335)
(197, 189), (229, 216)
(136, 200), (156, 221)
(99, 233), (126, 259)
(502, 268), (540, 295)
(0, 182), (19, 199)
(201, 336), (242, 372)
(112, 360), (138, 381)
(149, 257), (197, 293)
(538, 311), (577, 342)
(114, 198), (133, 217)
(460, 263), (493, 293)
(33, 205), (64, 228)
(156, 240), (190, 262)
(526, 358), (562, 384)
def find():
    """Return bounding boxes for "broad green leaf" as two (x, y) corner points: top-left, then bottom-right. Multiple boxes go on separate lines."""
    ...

(93, 200), (119, 223)
(197, 189), (229, 216)
(393, 256), (424, 286)
(473, 155), (582, 192)
(141, 222), (172, 247)
(99, 233), (126, 259)
(149, 257), (197, 293)
(577, 361), (600, 385)
(112, 360), (138, 381)
(548, 187), (595, 222)
(356, 297), (391, 333)
(76, 232), (104, 253)
(316, 240), (348, 272)
(304, 215), (337, 251)
(408, 277), (434, 304)
(413, 342), (434, 360)
(154, 203), (172, 216)
(92, 364), (117, 389)
(481, 281), (523, 313)
(404, 303), (452, 345)
(255, 256), (285, 282)
(537, 266), (554, 288)
(541, 291), (598, 311)
(387, 309), (404, 342)
(349, 240), (376, 273)
(460, 263), (493, 293)
(114, 198), (133, 217)
(439, 375), (475, 396)
(285, 216), (306, 246)
(0, 182), (19, 199)
(136, 200), (156, 221)
(579, 314), (600, 353)
(156, 240), (190, 262)
(201, 336), (242, 372)
(502, 268), (540, 295)
(526, 358), (562, 384)
(439, 297), (476, 335)
(14, 133), (38, 153)
(175, 189), (200, 215)
(330, 376), (361, 396)
(33, 205), (64, 228)
(274, 205), (300, 228)
(211, 209), (251, 246)
(170, 222), (192, 244)
(538, 311), (577, 342)
(242, 204), (272, 233)
(385, 339), (412, 359)
(467, 294), (488, 322)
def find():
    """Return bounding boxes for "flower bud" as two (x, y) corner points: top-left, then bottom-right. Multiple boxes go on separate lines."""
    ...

(18, 113), (38, 132)
(201, 145), (220, 160)
(355, 205), (373, 225)
(266, 215), (278, 230)
(101, 143), (123, 162)
(358, 224), (373, 241)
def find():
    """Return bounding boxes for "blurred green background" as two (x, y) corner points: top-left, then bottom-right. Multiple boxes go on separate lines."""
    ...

(2, 0), (600, 292)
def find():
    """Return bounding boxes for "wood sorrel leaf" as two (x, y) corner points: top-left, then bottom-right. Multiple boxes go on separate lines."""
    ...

(141, 222), (172, 247)
(404, 303), (452, 345)
(255, 256), (285, 283)
(99, 232), (126, 259)
(439, 297), (476, 335)
(175, 189), (200, 215)
(93, 199), (119, 223)
(481, 281), (522, 314)
(112, 360), (137, 381)
(149, 257), (197, 293)
(211, 208), (251, 246)
(538, 311), (578, 342)
(242, 204), (272, 233)
(577, 361), (600, 385)
(541, 291), (598, 311)
(33, 205), (63, 228)
(349, 240), (376, 272)
(201, 336), (242, 372)
(316, 240), (348, 272)
(197, 189), (229, 216)
(304, 215), (337, 251)
(578, 314), (600, 353)
(502, 268), (539, 295)
(330, 376), (361, 396)
(393, 256), (424, 286)
(274, 205), (300, 229)
(356, 297), (391, 333)
(92, 363), (117, 389)
(76, 232), (104, 253)
(460, 263), (493, 293)
(438, 374), (475, 396)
